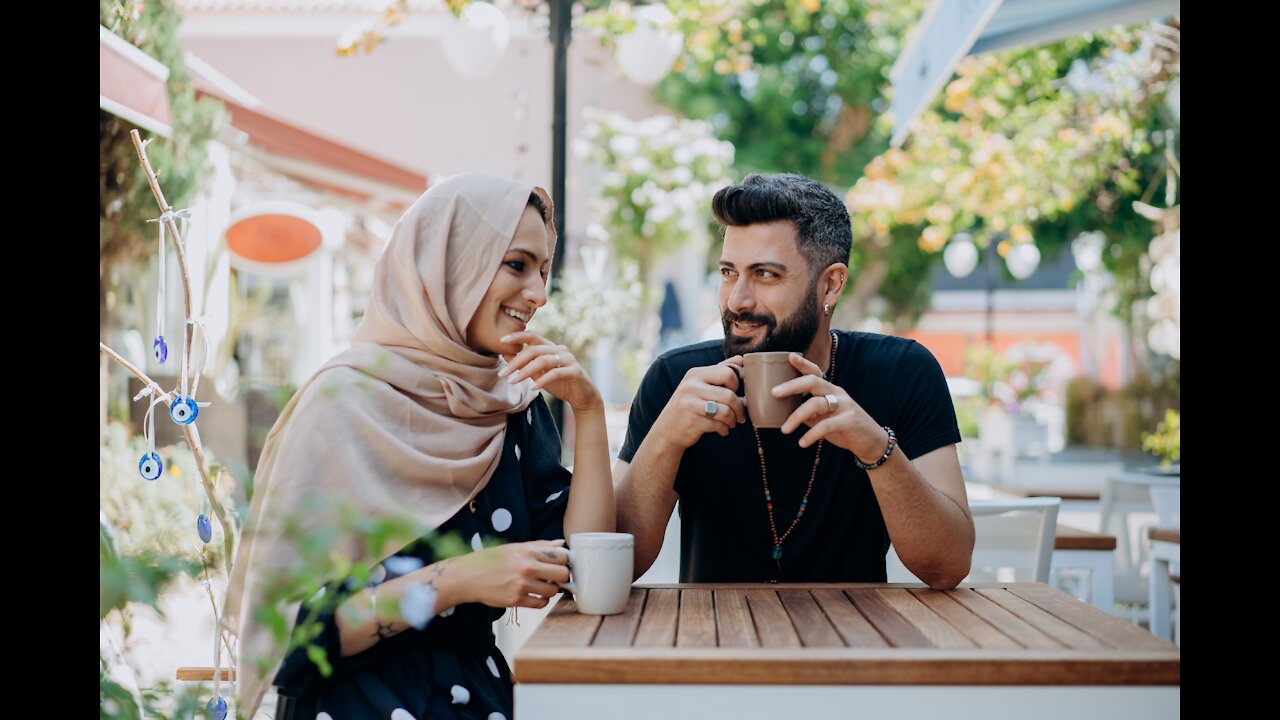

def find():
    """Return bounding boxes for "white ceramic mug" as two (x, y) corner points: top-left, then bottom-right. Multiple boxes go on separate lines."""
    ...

(560, 532), (634, 615)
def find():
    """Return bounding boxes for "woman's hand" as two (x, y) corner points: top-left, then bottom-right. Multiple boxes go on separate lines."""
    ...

(499, 332), (602, 414)
(444, 539), (570, 610)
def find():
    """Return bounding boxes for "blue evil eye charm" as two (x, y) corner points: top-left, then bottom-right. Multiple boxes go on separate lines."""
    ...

(206, 696), (227, 720)
(153, 336), (168, 364)
(197, 514), (212, 544)
(170, 395), (199, 425)
(138, 452), (163, 481)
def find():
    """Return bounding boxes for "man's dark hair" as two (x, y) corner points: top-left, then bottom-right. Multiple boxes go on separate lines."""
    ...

(710, 173), (852, 278)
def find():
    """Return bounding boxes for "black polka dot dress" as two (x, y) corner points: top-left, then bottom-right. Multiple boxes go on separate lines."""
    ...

(273, 395), (571, 720)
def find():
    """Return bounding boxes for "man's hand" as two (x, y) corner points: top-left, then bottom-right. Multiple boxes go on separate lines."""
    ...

(772, 352), (890, 461)
(650, 357), (747, 450)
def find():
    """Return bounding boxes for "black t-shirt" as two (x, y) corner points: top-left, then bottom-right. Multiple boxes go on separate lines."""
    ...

(618, 330), (961, 583)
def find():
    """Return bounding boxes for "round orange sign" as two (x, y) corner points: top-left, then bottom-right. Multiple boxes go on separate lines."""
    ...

(225, 213), (322, 264)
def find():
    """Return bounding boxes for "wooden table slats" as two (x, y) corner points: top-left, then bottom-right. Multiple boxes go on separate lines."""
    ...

(515, 583), (1178, 686)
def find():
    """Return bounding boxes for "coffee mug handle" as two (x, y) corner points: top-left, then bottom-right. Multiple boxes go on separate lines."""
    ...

(557, 548), (576, 594)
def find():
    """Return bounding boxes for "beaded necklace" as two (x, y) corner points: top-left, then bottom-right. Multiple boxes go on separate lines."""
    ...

(753, 331), (838, 581)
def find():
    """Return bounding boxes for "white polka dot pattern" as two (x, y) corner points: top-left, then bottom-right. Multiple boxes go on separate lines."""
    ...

(491, 508), (513, 532)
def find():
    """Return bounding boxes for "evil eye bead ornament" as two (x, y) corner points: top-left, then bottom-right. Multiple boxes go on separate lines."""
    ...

(197, 514), (213, 544)
(206, 696), (227, 720)
(138, 452), (163, 481)
(170, 395), (199, 425)
(153, 336), (168, 364)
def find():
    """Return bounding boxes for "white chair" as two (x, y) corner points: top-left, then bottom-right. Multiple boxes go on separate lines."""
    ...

(1149, 485), (1181, 529)
(1147, 485), (1180, 644)
(1099, 472), (1180, 623)
(887, 497), (1061, 584)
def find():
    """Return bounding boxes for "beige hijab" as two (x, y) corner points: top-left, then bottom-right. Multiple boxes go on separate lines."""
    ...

(222, 174), (557, 717)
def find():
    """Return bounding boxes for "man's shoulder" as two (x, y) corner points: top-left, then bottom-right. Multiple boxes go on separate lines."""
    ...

(651, 339), (726, 376)
(838, 330), (922, 360)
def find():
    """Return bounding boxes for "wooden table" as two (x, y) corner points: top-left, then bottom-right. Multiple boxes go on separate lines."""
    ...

(515, 583), (1178, 719)
(992, 484), (1102, 502)
(1147, 528), (1181, 642)
(1052, 524), (1117, 612)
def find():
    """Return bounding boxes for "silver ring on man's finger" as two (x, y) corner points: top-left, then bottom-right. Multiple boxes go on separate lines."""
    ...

(704, 400), (719, 418)
(824, 394), (839, 414)
(554, 354), (563, 368)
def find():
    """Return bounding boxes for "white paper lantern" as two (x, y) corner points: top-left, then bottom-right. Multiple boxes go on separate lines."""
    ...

(942, 233), (979, 278)
(1071, 231), (1105, 273)
(1147, 318), (1180, 360)
(615, 4), (684, 85)
(440, 2), (511, 79)
(1005, 242), (1041, 280)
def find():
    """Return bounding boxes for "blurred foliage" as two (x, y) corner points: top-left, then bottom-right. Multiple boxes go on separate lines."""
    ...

(847, 20), (1180, 325)
(99, 0), (226, 329)
(1065, 372), (1179, 451)
(576, 108), (735, 283)
(101, 516), (205, 719)
(638, 0), (923, 187)
(538, 263), (643, 361)
(642, 0), (1178, 329)
(100, 421), (234, 568)
(101, 516), (200, 621)
(247, 494), (470, 681)
(1141, 408), (1180, 468)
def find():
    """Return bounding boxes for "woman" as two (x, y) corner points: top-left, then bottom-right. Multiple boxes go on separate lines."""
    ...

(222, 174), (614, 720)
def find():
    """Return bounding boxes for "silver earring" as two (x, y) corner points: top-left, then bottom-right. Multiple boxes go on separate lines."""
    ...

(824, 303), (831, 317)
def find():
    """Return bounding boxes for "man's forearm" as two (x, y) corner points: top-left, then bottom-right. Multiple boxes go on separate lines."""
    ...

(867, 450), (974, 589)
(614, 436), (682, 579)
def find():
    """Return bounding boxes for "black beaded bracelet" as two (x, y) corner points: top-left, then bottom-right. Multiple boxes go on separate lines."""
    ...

(852, 426), (896, 470)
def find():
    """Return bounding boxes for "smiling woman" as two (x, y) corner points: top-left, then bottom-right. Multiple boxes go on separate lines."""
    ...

(222, 174), (616, 720)
(465, 202), (552, 356)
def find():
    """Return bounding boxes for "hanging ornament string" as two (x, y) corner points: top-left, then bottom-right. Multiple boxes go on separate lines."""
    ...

(183, 314), (214, 400)
(133, 386), (168, 480)
(170, 316), (213, 426)
(146, 208), (190, 365)
(210, 601), (224, 715)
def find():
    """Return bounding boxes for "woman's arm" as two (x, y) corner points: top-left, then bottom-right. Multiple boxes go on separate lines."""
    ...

(562, 399), (616, 538)
(331, 540), (572, 656)
(499, 331), (615, 539)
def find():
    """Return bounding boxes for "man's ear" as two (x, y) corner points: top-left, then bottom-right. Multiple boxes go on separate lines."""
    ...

(821, 263), (849, 304)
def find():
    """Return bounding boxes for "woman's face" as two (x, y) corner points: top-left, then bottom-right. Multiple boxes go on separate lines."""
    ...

(466, 204), (552, 357)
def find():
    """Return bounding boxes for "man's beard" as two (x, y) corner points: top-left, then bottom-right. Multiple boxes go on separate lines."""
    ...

(722, 282), (822, 357)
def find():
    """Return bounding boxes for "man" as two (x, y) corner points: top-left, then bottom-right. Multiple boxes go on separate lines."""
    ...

(614, 173), (974, 587)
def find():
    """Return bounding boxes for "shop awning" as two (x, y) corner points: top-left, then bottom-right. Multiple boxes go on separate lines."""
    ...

(100, 25), (172, 137)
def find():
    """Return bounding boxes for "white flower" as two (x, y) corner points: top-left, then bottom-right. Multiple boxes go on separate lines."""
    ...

(609, 135), (639, 155)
